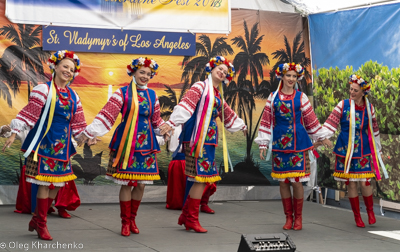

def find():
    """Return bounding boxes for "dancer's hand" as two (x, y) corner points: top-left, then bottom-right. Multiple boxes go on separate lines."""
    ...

(87, 137), (101, 146)
(0, 125), (11, 136)
(243, 128), (248, 136)
(160, 123), (173, 136)
(260, 148), (266, 160)
(322, 138), (333, 148)
(313, 140), (323, 148)
(2, 133), (16, 152)
(77, 134), (89, 147)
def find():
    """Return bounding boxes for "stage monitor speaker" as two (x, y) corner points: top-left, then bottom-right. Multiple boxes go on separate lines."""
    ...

(237, 232), (296, 252)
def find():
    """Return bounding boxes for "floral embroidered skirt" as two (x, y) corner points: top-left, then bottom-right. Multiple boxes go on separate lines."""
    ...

(106, 150), (160, 185)
(271, 151), (310, 183)
(183, 143), (221, 183)
(25, 153), (76, 187)
(333, 155), (375, 182)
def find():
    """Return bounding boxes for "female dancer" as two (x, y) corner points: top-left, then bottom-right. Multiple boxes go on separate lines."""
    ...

(2, 50), (88, 240)
(317, 74), (387, 227)
(80, 57), (168, 236)
(161, 56), (247, 233)
(255, 63), (331, 230)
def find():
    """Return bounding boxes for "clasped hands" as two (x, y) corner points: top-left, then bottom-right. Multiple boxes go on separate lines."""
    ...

(76, 134), (100, 147)
(313, 138), (333, 149)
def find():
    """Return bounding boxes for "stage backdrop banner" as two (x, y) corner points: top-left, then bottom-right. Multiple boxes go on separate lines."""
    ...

(5, 0), (230, 34)
(43, 26), (196, 56)
(309, 2), (400, 203)
(0, 4), (310, 187)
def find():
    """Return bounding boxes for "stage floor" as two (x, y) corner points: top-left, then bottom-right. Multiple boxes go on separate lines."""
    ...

(1, 200), (399, 252)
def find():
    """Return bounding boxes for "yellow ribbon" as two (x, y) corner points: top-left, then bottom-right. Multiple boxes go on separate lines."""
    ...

(219, 82), (229, 173)
(33, 80), (57, 162)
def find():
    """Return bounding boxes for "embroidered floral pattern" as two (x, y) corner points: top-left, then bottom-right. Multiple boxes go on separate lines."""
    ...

(136, 129), (148, 148)
(42, 158), (70, 172)
(273, 153), (284, 168)
(206, 125), (217, 141)
(277, 133), (293, 149)
(289, 153), (303, 167)
(278, 101), (292, 118)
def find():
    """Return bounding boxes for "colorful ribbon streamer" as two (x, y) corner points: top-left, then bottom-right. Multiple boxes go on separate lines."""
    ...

(190, 74), (214, 158)
(24, 78), (56, 161)
(365, 98), (388, 180)
(112, 78), (139, 170)
(266, 80), (282, 161)
(344, 100), (356, 173)
(219, 81), (231, 173)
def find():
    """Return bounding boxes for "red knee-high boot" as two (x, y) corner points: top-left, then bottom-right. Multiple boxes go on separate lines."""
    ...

(363, 195), (376, 225)
(32, 198), (53, 240)
(200, 187), (215, 214)
(293, 198), (303, 231)
(349, 197), (365, 228)
(120, 201), (131, 236)
(282, 197), (293, 230)
(185, 197), (207, 233)
(130, 200), (140, 234)
(47, 198), (55, 214)
(178, 195), (190, 226)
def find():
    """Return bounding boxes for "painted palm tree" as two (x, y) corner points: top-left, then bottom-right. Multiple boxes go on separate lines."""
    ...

(181, 35), (234, 93)
(0, 24), (50, 104)
(270, 31), (311, 92)
(159, 84), (178, 121)
(228, 20), (269, 159)
(231, 20), (269, 92)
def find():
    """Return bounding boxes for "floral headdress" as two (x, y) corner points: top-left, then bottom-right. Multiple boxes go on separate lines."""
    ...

(275, 63), (304, 81)
(48, 50), (81, 83)
(127, 57), (159, 79)
(349, 74), (370, 96)
(205, 56), (235, 84)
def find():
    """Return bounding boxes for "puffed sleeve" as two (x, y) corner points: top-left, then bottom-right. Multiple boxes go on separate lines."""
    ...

(254, 93), (273, 149)
(10, 84), (49, 134)
(166, 81), (204, 128)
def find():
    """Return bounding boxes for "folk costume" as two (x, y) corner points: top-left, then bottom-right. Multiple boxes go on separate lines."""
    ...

(83, 57), (164, 236)
(167, 56), (246, 233)
(255, 63), (328, 230)
(9, 50), (85, 240)
(322, 74), (387, 227)
(0, 126), (80, 217)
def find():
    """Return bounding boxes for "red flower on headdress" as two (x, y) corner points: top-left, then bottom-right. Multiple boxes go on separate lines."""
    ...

(127, 64), (133, 72)
(144, 58), (152, 67)
(65, 51), (74, 59)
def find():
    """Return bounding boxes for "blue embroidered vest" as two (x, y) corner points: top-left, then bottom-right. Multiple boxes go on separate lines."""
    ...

(271, 90), (312, 152)
(109, 86), (160, 155)
(21, 82), (78, 162)
(333, 99), (372, 158)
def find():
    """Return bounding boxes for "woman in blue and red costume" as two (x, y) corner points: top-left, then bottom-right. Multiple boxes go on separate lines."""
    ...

(79, 57), (169, 236)
(2, 50), (89, 240)
(161, 56), (247, 233)
(316, 74), (387, 228)
(255, 63), (332, 231)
